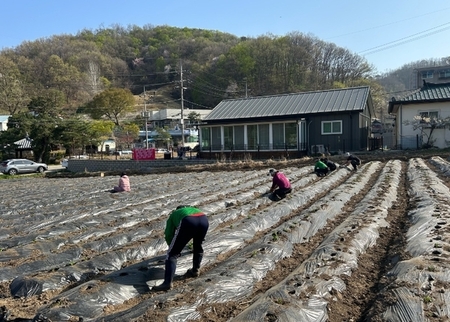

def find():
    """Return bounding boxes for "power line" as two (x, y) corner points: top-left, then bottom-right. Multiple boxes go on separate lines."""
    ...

(327, 7), (450, 40)
(359, 22), (450, 56)
(183, 99), (214, 109)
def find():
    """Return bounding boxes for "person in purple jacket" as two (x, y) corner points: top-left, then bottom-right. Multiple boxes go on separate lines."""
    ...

(268, 168), (292, 200)
(152, 205), (209, 291)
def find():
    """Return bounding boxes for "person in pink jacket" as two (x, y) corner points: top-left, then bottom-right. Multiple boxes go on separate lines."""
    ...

(112, 172), (131, 193)
(268, 168), (292, 200)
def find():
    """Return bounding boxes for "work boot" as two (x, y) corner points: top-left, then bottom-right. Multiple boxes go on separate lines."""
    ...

(184, 268), (199, 278)
(152, 282), (172, 291)
(193, 252), (203, 271)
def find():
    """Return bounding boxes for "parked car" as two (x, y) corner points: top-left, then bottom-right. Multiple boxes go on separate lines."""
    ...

(0, 159), (48, 175)
(113, 150), (133, 156)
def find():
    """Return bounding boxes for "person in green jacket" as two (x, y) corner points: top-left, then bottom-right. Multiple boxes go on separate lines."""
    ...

(152, 205), (209, 291)
(314, 158), (329, 177)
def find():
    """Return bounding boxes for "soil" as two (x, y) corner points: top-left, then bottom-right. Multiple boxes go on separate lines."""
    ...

(1, 149), (450, 322)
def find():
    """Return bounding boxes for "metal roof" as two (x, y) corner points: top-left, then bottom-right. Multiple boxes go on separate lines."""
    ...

(391, 82), (450, 103)
(14, 138), (33, 149)
(204, 86), (371, 121)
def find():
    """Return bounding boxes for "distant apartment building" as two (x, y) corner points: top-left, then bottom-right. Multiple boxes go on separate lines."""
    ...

(415, 65), (450, 88)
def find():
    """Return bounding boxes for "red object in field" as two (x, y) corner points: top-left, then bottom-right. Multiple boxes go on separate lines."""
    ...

(132, 148), (156, 160)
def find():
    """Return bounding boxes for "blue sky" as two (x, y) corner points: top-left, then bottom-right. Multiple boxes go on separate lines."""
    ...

(1, 0), (449, 73)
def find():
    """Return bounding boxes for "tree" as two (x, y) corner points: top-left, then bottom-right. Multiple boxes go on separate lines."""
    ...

(404, 115), (450, 148)
(44, 55), (83, 109)
(187, 111), (201, 127)
(155, 126), (172, 148)
(58, 117), (92, 155)
(89, 120), (115, 154)
(87, 88), (136, 126)
(0, 56), (30, 115)
(114, 122), (140, 149)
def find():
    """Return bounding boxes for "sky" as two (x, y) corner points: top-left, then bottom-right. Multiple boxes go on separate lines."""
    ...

(1, 0), (449, 73)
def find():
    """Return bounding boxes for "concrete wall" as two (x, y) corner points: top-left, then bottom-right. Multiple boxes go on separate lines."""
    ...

(66, 158), (217, 173)
(400, 101), (450, 149)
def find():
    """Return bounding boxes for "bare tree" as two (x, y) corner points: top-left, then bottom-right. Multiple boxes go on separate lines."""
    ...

(404, 115), (450, 148)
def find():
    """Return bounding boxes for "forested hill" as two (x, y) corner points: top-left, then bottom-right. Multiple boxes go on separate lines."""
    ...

(0, 24), (448, 119)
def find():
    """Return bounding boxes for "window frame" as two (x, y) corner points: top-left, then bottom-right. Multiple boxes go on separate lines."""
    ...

(439, 69), (450, 78)
(421, 70), (434, 79)
(321, 120), (342, 135)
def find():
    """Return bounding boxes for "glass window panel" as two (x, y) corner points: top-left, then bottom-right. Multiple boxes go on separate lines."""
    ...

(234, 125), (245, 150)
(429, 111), (439, 119)
(247, 125), (257, 150)
(211, 127), (221, 150)
(223, 126), (233, 149)
(332, 122), (341, 133)
(285, 123), (297, 148)
(272, 123), (284, 149)
(201, 127), (210, 149)
(259, 124), (269, 149)
(322, 121), (342, 135)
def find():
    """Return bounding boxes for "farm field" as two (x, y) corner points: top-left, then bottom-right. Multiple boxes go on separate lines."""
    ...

(1, 155), (450, 322)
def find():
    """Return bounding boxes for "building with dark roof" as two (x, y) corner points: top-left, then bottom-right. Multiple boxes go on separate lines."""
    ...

(198, 86), (375, 159)
(388, 81), (450, 149)
(414, 65), (450, 89)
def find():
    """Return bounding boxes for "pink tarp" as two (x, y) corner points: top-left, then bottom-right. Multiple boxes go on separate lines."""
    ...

(132, 148), (155, 160)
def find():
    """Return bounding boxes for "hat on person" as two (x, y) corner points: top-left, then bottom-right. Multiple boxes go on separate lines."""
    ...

(268, 168), (276, 176)
(121, 172), (127, 177)
(345, 152), (350, 156)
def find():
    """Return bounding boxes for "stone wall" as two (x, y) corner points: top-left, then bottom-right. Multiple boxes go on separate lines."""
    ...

(66, 158), (217, 173)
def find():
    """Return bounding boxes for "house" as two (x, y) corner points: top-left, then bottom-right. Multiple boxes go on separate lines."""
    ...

(0, 115), (10, 131)
(13, 137), (33, 158)
(198, 86), (375, 159)
(414, 65), (450, 89)
(146, 108), (212, 129)
(139, 108), (211, 146)
(98, 139), (116, 153)
(388, 81), (450, 149)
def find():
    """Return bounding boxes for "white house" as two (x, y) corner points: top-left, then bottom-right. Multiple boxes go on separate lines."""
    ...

(98, 139), (116, 153)
(0, 115), (10, 131)
(388, 81), (450, 149)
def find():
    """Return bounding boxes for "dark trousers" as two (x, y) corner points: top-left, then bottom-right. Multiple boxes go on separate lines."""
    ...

(164, 215), (209, 284)
(273, 187), (292, 200)
(315, 168), (329, 177)
(351, 160), (360, 170)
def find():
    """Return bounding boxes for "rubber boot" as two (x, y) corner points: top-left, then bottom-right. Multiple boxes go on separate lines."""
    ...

(186, 252), (203, 277)
(153, 257), (176, 291)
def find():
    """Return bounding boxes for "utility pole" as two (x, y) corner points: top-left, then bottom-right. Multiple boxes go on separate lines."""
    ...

(245, 78), (248, 98)
(143, 86), (149, 149)
(180, 61), (185, 146)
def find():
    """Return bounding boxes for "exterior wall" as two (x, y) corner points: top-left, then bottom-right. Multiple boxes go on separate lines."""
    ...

(399, 101), (450, 149)
(66, 159), (216, 173)
(200, 111), (371, 156)
(0, 115), (9, 131)
(198, 150), (306, 161)
(308, 111), (369, 153)
(98, 139), (116, 152)
(199, 120), (302, 152)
